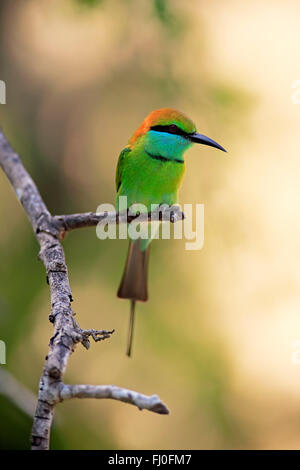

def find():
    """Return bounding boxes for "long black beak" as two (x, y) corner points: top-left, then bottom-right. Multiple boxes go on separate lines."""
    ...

(188, 132), (227, 152)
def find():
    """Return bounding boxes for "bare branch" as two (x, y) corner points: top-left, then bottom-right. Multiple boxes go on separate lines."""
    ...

(60, 384), (169, 415)
(53, 205), (184, 239)
(79, 329), (115, 349)
(0, 132), (57, 235)
(0, 128), (170, 450)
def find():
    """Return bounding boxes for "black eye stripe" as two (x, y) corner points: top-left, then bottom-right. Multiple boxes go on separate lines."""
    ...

(150, 124), (190, 138)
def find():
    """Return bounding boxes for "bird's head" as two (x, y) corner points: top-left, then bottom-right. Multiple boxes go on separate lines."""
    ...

(128, 108), (226, 162)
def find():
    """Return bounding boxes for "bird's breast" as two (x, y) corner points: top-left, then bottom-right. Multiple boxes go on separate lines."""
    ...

(118, 151), (185, 211)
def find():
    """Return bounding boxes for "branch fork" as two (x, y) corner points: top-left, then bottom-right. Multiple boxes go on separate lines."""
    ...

(0, 128), (170, 451)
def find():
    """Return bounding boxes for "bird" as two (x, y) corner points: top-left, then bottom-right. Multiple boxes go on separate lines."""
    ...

(116, 108), (226, 356)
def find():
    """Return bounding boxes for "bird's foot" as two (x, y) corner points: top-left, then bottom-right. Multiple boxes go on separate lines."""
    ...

(158, 204), (185, 223)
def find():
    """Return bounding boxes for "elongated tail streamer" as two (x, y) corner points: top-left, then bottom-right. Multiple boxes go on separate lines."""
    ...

(126, 300), (135, 357)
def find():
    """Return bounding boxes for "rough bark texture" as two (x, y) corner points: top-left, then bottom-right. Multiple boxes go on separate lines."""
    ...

(0, 128), (170, 451)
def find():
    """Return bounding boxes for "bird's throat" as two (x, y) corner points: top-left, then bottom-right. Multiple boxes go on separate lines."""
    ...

(144, 130), (191, 163)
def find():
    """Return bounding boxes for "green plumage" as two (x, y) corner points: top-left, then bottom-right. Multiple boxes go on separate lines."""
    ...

(116, 142), (185, 212)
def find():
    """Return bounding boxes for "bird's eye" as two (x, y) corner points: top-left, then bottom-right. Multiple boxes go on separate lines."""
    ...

(169, 124), (178, 133)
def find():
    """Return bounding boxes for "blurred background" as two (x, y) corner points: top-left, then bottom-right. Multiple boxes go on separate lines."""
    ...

(1, 0), (300, 450)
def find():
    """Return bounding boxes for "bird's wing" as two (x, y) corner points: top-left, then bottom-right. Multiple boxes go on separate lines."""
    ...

(116, 146), (131, 192)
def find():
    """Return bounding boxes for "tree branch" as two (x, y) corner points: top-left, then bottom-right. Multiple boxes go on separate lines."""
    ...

(54, 205), (184, 239)
(60, 384), (169, 414)
(0, 128), (170, 451)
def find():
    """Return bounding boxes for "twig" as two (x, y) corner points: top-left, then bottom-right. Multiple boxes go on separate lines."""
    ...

(54, 206), (184, 239)
(0, 128), (170, 451)
(60, 384), (169, 414)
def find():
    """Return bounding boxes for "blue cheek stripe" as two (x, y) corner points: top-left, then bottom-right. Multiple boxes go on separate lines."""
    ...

(146, 131), (192, 160)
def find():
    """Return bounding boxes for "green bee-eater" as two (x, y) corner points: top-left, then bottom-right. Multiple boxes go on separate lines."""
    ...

(116, 108), (226, 356)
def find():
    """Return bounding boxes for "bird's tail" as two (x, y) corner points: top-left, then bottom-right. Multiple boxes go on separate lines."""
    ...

(117, 240), (150, 356)
(117, 240), (150, 301)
